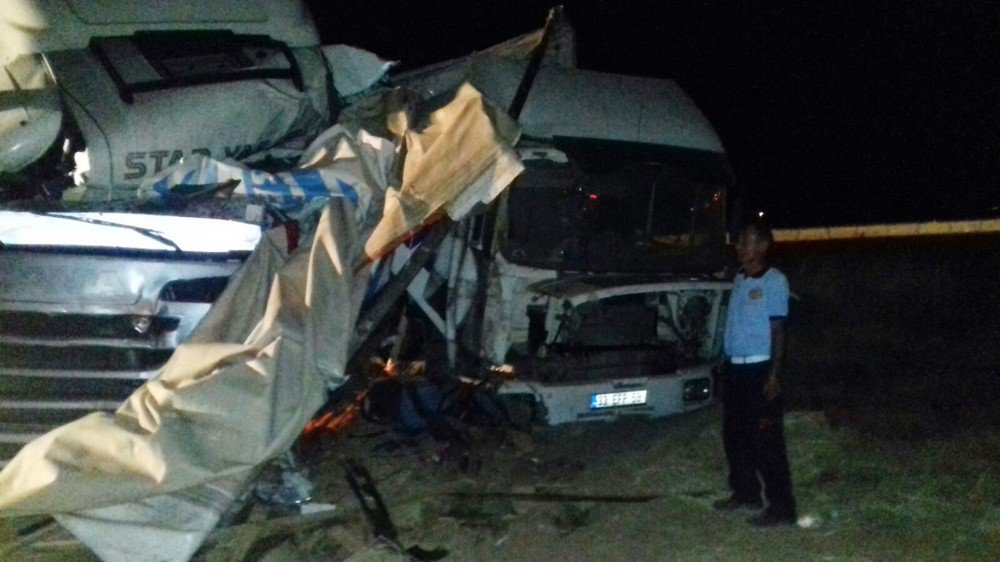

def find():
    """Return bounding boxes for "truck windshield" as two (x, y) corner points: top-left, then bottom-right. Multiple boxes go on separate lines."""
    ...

(501, 158), (727, 272)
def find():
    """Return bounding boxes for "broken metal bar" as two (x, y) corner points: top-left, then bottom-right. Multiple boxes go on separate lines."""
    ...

(343, 459), (448, 562)
(348, 219), (452, 363)
(473, 6), (563, 312)
(343, 458), (398, 543)
(508, 6), (564, 120)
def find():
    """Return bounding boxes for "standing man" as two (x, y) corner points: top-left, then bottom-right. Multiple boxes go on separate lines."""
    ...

(713, 221), (797, 526)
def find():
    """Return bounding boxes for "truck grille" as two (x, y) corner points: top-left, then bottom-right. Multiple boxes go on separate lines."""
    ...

(0, 248), (243, 465)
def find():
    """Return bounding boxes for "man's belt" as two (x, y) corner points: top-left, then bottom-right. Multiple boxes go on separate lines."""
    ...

(727, 355), (770, 365)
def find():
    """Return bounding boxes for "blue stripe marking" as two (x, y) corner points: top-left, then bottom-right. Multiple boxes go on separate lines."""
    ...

(153, 164), (362, 210)
(292, 170), (329, 201)
(335, 179), (359, 208)
(204, 161), (218, 186)
(152, 176), (169, 197)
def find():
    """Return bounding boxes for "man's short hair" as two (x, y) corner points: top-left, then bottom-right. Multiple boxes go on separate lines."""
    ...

(740, 219), (774, 247)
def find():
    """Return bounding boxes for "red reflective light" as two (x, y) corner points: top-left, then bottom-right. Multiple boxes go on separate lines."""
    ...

(588, 194), (598, 200)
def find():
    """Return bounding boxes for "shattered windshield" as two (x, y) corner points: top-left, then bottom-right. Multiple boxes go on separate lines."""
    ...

(501, 157), (727, 272)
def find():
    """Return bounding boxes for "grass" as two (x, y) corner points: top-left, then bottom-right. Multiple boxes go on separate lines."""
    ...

(773, 412), (999, 561)
(353, 406), (1000, 561)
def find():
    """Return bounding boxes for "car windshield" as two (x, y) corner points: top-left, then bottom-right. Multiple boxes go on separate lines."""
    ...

(501, 158), (727, 272)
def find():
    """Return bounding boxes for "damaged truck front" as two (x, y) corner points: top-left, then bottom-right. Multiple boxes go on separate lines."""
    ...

(489, 143), (732, 424)
(396, 57), (735, 425)
(0, 0), (391, 462)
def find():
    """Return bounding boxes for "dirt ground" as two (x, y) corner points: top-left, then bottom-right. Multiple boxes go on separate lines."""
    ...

(186, 401), (999, 562)
(6, 402), (998, 561)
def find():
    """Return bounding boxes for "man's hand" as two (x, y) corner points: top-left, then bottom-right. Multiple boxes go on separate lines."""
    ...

(763, 374), (781, 400)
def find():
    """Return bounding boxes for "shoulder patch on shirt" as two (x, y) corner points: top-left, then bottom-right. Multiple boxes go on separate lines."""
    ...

(749, 287), (763, 300)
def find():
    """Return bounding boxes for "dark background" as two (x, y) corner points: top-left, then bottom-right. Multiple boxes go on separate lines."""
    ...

(306, 0), (999, 228)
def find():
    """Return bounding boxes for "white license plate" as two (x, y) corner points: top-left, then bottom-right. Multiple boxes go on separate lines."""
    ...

(590, 390), (648, 409)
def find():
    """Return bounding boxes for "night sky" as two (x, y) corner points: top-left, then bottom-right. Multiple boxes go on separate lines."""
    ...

(307, 0), (999, 228)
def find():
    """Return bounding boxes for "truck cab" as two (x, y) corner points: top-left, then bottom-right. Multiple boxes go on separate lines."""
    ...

(487, 137), (733, 424)
(396, 56), (736, 425)
(0, 0), (373, 201)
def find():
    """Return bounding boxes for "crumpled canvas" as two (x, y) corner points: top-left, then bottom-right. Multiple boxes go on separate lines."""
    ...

(365, 83), (522, 259)
(0, 83), (523, 562)
(137, 126), (395, 220)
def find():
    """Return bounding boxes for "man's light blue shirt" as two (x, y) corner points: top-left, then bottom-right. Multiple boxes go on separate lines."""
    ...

(724, 267), (789, 358)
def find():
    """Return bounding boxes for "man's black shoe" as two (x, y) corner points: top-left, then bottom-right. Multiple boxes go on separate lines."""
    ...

(712, 496), (763, 512)
(748, 509), (797, 527)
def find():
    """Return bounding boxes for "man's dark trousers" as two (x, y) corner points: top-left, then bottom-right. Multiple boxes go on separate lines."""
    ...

(722, 360), (796, 516)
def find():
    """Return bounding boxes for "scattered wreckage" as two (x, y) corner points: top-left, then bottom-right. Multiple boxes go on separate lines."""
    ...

(0, 2), (735, 560)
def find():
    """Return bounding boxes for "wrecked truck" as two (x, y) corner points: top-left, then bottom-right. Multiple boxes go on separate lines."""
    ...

(388, 48), (736, 425)
(0, 0), (394, 462)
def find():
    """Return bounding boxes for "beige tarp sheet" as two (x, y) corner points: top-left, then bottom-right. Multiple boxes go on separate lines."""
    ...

(366, 84), (520, 258)
(0, 83), (523, 561)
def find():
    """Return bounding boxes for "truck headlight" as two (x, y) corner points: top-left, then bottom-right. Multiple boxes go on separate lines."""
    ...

(683, 377), (712, 403)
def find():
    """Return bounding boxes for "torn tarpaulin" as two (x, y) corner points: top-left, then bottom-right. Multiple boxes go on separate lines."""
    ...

(136, 83), (523, 263)
(365, 83), (521, 260)
(138, 125), (396, 220)
(0, 83), (523, 562)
